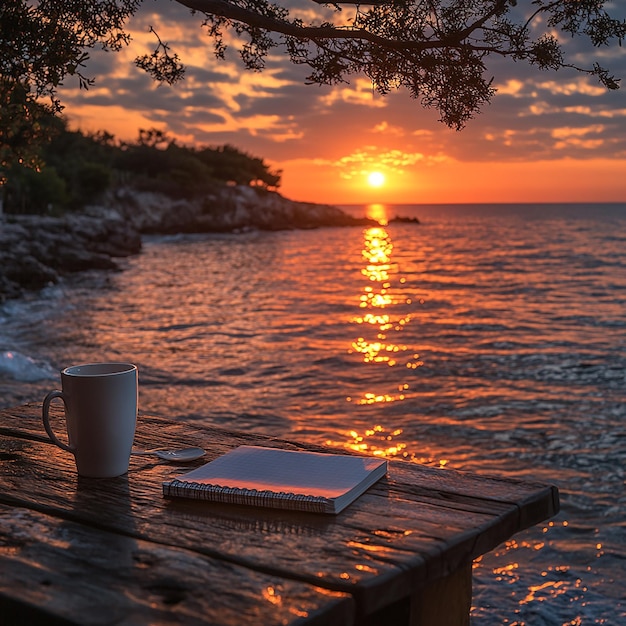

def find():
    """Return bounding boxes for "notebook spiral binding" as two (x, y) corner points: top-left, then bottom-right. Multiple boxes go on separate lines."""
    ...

(163, 479), (332, 513)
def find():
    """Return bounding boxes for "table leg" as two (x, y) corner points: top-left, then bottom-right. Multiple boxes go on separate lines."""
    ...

(410, 562), (472, 626)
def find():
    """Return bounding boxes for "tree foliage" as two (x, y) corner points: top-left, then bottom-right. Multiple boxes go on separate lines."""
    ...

(172, 0), (625, 130)
(2, 119), (282, 213)
(1, 0), (624, 167)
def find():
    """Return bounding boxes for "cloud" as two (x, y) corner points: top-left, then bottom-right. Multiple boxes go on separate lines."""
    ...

(54, 0), (626, 202)
(319, 80), (387, 108)
(330, 146), (449, 181)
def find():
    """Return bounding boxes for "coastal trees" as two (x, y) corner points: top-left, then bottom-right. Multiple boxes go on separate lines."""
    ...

(1, 120), (282, 213)
(1, 0), (624, 169)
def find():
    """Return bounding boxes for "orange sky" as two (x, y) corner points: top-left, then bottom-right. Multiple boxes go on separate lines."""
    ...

(57, 0), (626, 206)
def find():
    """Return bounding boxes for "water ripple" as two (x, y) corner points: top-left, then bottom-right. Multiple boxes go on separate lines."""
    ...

(1, 204), (625, 623)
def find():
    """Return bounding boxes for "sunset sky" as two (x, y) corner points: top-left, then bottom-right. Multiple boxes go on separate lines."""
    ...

(56, 0), (626, 205)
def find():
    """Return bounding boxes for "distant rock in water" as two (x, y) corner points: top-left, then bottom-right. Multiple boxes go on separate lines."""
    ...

(388, 215), (420, 224)
(0, 185), (380, 301)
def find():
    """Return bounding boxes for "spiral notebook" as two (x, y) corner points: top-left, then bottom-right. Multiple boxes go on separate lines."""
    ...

(162, 445), (387, 514)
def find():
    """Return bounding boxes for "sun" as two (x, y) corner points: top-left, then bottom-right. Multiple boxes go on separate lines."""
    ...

(367, 171), (386, 188)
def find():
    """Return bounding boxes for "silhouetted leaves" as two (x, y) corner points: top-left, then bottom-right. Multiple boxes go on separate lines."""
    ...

(1, 119), (282, 213)
(0, 0), (623, 163)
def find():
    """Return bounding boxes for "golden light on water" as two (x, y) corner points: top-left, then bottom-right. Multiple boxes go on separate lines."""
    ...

(362, 227), (392, 264)
(362, 266), (389, 282)
(348, 225), (422, 406)
(262, 586), (282, 605)
(365, 203), (389, 225)
(338, 224), (445, 467)
(522, 579), (568, 604)
(350, 337), (407, 366)
(470, 519), (586, 621)
(327, 425), (449, 467)
(355, 312), (392, 328)
(359, 287), (392, 309)
(336, 425), (408, 457)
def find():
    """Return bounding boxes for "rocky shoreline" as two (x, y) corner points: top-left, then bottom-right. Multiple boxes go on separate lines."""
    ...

(0, 185), (387, 302)
(0, 213), (141, 301)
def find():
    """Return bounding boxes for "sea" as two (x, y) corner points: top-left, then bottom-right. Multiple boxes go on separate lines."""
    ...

(1, 202), (625, 625)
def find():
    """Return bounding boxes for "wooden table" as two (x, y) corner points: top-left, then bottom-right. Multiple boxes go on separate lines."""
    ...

(0, 404), (559, 625)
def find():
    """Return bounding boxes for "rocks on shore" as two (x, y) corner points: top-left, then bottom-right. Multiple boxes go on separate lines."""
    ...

(89, 185), (376, 234)
(0, 213), (142, 301)
(1, 185), (416, 302)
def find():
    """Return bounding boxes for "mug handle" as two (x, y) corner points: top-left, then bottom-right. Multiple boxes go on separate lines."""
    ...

(42, 390), (76, 453)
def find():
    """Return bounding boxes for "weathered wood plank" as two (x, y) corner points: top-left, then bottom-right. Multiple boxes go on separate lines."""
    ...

(0, 404), (559, 619)
(0, 504), (354, 626)
(0, 403), (560, 516)
(410, 563), (472, 626)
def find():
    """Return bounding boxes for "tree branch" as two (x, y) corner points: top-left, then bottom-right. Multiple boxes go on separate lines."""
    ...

(174, 0), (486, 51)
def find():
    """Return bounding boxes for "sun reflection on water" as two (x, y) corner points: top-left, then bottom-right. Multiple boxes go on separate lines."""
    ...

(262, 585), (282, 606)
(365, 203), (389, 225)
(336, 219), (616, 624)
(326, 424), (449, 468)
(347, 224), (423, 408)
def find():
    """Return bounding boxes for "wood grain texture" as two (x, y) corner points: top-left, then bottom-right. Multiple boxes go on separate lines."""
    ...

(0, 505), (353, 626)
(0, 404), (560, 622)
(410, 563), (472, 626)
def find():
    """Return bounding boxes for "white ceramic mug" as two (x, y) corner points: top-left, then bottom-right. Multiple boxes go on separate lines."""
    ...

(42, 362), (138, 478)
